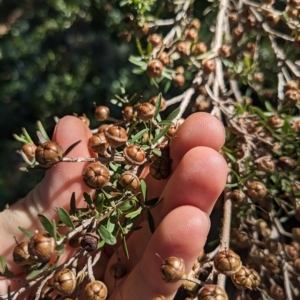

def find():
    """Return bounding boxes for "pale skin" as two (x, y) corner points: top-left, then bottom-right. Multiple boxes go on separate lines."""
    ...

(0, 112), (228, 299)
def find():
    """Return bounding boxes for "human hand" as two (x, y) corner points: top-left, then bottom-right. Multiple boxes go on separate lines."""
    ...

(0, 112), (227, 299)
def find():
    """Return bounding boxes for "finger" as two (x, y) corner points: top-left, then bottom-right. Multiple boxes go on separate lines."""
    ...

(108, 206), (210, 299)
(144, 112), (225, 201)
(104, 146), (227, 287)
(0, 116), (95, 272)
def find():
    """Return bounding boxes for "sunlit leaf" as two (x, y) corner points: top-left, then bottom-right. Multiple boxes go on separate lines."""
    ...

(38, 214), (55, 237)
(125, 206), (142, 218)
(18, 226), (34, 238)
(26, 263), (48, 280)
(129, 128), (149, 143)
(57, 208), (74, 229)
(152, 124), (171, 144)
(140, 179), (147, 202)
(121, 234), (129, 259)
(166, 108), (180, 121)
(154, 93), (162, 120)
(98, 225), (117, 245)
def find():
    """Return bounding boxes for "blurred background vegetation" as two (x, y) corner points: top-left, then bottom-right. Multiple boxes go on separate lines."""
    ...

(0, 0), (210, 210)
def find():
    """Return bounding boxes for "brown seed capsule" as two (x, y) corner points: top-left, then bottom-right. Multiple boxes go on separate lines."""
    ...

(262, 253), (279, 272)
(21, 143), (37, 161)
(265, 238), (283, 255)
(105, 125), (128, 148)
(230, 190), (246, 205)
(137, 102), (155, 121)
(149, 34), (162, 47)
(284, 80), (298, 92)
(136, 23), (149, 36)
(234, 231), (251, 248)
(294, 258), (300, 273)
(218, 45), (231, 58)
(80, 232), (99, 252)
(189, 18), (201, 29)
(95, 106), (110, 121)
(53, 268), (76, 296)
(82, 162), (110, 189)
(35, 141), (63, 168)
(166, 123), (178, 139)
(88, 133), (108, 155)
(198, 284), (228, 300)
(150, 158), (171, 180)
(285, 244), (298, 260)
(150, 95), (167, 111)
(228, 13), (238, 25)
(246, 14), (256, 28)
(173, 74), (185, 87)
(122, 105), (135, 122)
(270, 284), (285, 300)
(231, 266), (261, 290)
(109, 262), (127, 279)
(214, 249), (242, 276)
(176, 42), (189, 56)
(267, 116), (284, 128)
(28, 231), (55, 263)
(123, 145), (146, 166)
(278, 156), (297, 169)
(161, 256), (185, 283)
(253, 72), (264, 83)
(192, 42), (207, 55)
(185, 28), (198, 42)
(85, 281), (108, 300)
(265, 13), (280, 27)
(119, 171), (140, 191)
(68, 235), (83, 248)
(78, 114), (90, 127)
(284, 89), (300, 104)
(97, 124), (111, 133)
(202, 59), (215, 74)
(292, 227), (300, 242)
(13, 241), (31, 265)
(255, 156), (275, 172)
(158, 51), (170, 66)
(232, 26), (244, 42)
(246, 181), (267, 201)
(146, 60), (164, 78)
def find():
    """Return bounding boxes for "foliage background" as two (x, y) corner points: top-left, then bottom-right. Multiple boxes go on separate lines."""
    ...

(0, 0), (211, 210)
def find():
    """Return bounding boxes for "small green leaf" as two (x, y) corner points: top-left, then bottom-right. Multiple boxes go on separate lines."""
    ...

(145, 197), (160, 206)
(154, 93), (162, 120)
(125, 206), (142, 218)
(152, 124), (171, 144)
(147, 210), (155, 233)
(107, 217), (116, 233)
(152, 149), (162, 157)
(38, 214), (55, 237)
(265, 101), (274, 112)
(25, 263), (48, 280)
(158, 120), (172, 126)
(70, 192), (76, 215)
(57, 208), (74, 229)
(63, 140), (81, 157)
(95, 193), (104, 214)
(21, 127), (34, 143)
(166, 108), (180, 121)
(121, 234), (129, 259)
(36, 120), (50, 141)
(98, 225), (117, 245)
(18, 227), (34, 238)
(129, 128), (149, 143)
(0, 256), (7, 272)
(224, 152), (236, 162)
(140, 179), (147, 202)
(129, 56), (147, 68)
(83, 192), (93, 205)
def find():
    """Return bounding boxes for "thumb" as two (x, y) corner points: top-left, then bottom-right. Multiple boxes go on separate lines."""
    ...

(0, 115), (95, 271)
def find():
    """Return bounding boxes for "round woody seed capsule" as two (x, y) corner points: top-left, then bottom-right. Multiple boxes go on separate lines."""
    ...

(137, 102), (155, 121)
(150, 95), (167, 111)
(85, 281), (108, 300)
(53, 268), (76, 296)
(150, 158), (171, 180)
(270, 284), (285, 300)
(28, 231), (55, 263)
(83, 162), (110, 189)
(161, 256), (185, 283)
(146, 60), (163, 78)
(198, 284), (228, 300)
(158, 51), (170, 66)
(123, 145), (146, 166)
(119, 171), (140, 191)
(13, 241), (31, 265)
(214, 249), (242, 276)
(104, 126), (127, 148)
(122, 105), (135, 122)
(35, 141), (63, 168)
(231, 266), (261, 290)
(78, 114), (90, 127)
(246, 181), (267, 201)
(80, 232), (99, 252)
(230, 190), (246, 205)
(88, 133), (108, 155)
(149, 34), (162, 47)
(21, 143), (37, 161)
(95, 105), (110, 121)
(109, 262), (127, 279)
